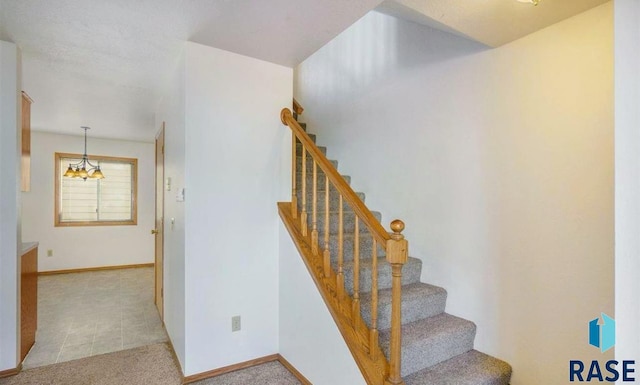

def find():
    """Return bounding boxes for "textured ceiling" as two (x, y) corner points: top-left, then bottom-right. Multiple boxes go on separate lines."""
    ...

(0, 0), (382, 141)
(0, 0), (609, 141)
(379, 0), (610, 47)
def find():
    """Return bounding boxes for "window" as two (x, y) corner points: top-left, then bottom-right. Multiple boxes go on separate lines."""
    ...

(55, 153), (137, 226)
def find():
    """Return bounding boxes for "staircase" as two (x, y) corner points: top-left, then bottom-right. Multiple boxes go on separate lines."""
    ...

(279, 102), (512, 385)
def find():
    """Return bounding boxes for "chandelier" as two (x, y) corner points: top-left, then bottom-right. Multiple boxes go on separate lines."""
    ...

(62, 126), (105, 180)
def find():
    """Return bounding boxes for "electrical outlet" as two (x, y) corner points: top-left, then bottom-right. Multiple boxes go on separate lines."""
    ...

(231, 315), (241, 332)
(47, 249), (53, 257)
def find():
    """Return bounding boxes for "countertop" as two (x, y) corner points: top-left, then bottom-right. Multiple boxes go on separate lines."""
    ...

(21, 242), (38, 255)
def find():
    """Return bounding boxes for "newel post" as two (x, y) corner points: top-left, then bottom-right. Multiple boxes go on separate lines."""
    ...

(281, 108), (298, 219)
(385, 220), (407, 385)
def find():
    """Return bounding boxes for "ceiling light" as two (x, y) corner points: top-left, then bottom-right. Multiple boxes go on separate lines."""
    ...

(63, 126), (105, 181)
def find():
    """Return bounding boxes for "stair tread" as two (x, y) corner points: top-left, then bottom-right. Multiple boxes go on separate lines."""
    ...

(380, 313), (476, 377)
(404, 350), (512, 385)
(380, 313), (475, 346)
(360, 283), (447, 330)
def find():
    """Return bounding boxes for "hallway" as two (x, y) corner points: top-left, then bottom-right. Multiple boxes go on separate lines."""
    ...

(23, 267), (167, 368)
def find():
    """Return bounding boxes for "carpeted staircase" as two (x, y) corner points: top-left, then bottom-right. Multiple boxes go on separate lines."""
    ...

(294, 119), (512, 385)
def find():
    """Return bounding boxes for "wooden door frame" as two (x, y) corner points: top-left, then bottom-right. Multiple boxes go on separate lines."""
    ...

(154, 123), (165, 320)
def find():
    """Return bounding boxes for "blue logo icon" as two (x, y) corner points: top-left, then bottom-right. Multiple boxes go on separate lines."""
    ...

(589, 313), (615, 353)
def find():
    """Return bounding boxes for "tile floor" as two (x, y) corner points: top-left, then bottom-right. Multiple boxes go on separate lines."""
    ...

(23, 267), (168, 369)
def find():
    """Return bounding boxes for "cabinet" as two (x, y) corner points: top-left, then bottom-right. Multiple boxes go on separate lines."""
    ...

(20, 243), (38, 362)
(21, 92), (33, 192)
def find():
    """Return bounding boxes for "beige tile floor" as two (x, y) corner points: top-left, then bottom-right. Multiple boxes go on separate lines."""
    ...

(23, 267), (168, 369)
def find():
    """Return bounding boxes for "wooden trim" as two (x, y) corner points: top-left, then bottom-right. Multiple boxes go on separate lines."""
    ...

(281, 108), (389, 246)
(0, 363), (21, 378)
(182, 354), (279, 384)
(293, 98), (304, 115)
(38, 263), (154, 276)
(54, 152), (138, 227)
(277, 355), (312, 385)
(278, 202), (389, 385)
(20, 247), (38, 362)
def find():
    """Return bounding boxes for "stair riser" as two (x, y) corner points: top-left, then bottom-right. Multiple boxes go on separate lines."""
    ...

(382, 323), (476, 378)
(361, 291), (447, 331)
(296, 157), (337, 170)
(327, 233), (386, 262)
(294, 132), (315, 142)
(296, 174), (351, 190)
(342, 258), (422, 295)
(296, 143), (324, 155)
(296, 191), (365, 212)
(306, 211), (381, 235)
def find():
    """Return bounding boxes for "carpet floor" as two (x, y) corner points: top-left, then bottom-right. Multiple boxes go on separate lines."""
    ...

(0, 343), (301, 385)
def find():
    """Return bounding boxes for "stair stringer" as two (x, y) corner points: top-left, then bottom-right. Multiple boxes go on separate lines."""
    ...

(278, 202), (390, 385)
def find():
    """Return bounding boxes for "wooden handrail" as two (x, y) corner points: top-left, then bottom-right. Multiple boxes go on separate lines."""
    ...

(293, 98), (304, 116)
(280, 103), (407, 385)
(280, 108), (390, 247)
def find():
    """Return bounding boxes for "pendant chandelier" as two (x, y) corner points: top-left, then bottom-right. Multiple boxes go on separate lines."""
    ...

(62, 126), (105, 180)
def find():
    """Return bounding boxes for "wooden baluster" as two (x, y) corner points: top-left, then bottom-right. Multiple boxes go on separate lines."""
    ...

(311, 161), (319, 255)
(337, 194), (345, 300)
(300, 146), (308, 236)
(385, 220), (408, 385)
(323, 175), (331, 277)
(352, 217), (360, 323)
(370, 238), (378, 359)
(291, 135), (297, 219)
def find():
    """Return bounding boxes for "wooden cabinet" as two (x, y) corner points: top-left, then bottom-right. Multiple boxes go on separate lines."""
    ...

(21, 92), (33, 192)
(20, 243), (38, 362)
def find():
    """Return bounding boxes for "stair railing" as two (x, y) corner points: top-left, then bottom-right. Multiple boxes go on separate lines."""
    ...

(280, 103), (408, 385)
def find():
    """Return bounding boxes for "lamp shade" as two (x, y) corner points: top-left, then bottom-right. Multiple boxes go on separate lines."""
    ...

(78, 167), (89, 179)
(63, 166), (75, 177)
(90, 168), (105, 179)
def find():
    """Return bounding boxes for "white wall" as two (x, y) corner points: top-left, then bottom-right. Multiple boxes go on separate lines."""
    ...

(279, 223), (366, 385)
(155, 50), (187, 370)
(295, 5), (613, 384)
(0, 40), (21, 371)
(21, 132), (155, 272)
(614, 0), (640, 365)
(182, 42), (292, 376)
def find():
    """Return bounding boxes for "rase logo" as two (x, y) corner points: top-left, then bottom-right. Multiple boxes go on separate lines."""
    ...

(589, 313), (615, 353)
(569, 313), (636, 382)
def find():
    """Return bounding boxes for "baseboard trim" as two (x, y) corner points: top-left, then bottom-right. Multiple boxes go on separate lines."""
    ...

(183, 354), (279, 384)
(0, 363), (22, 378)
(277, 354), (312, 385)
(38, 263), (154, 275)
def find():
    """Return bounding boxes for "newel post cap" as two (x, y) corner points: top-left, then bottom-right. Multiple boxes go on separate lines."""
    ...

(390, 219), (405, 240)
(386, 219), (408, 265)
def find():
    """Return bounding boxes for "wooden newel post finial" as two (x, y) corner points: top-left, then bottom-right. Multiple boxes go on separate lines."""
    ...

(281, 108), (292, 125)
(390, 219), (405, 239)
(386, 220), (407, 264)
(385, 219), (407, 385)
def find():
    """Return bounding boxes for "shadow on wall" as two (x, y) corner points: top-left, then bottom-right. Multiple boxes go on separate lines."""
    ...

(299, 10), (488, 106)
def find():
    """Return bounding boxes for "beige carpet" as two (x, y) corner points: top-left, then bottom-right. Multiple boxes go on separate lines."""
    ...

(0, 343), (301, 385)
